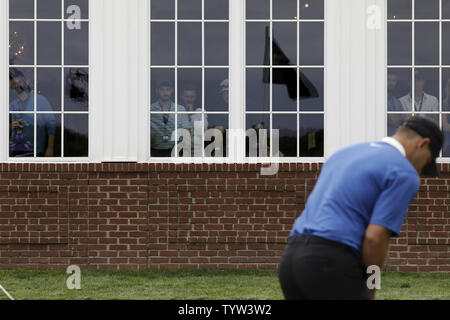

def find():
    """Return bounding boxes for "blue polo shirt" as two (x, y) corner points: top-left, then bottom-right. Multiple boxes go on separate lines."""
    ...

(290, 141), (420, 252)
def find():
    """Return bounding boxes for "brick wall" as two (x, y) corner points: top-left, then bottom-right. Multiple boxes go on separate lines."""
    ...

(0, 163), (448, 272)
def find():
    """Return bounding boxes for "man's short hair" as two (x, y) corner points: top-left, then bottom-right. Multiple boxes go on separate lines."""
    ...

(181, 83), (197, 93)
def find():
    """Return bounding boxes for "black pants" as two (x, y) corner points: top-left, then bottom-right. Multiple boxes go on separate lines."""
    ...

(278, 236), (371, 300)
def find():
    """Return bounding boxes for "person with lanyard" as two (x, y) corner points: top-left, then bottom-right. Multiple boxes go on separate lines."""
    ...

(278, 116), (444, 300)
(399, 71), (439, 112)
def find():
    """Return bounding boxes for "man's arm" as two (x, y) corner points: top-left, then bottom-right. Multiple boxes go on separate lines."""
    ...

(45, 134), (55, 157)
(362, 224), (391, 300)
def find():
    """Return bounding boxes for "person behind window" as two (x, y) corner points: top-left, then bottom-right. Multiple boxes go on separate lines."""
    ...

(399, 71), (439, 112)
(442, 78), (450, 156)
(151, 80), (191, 157)
(387, 72), (404, 112)
(219, 79), (229, 108)
(180, 83), (208, 156)
(9, 68), (56, 157)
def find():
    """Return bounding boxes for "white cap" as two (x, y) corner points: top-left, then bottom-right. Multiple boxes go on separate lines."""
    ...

(219, 79), (229, 93)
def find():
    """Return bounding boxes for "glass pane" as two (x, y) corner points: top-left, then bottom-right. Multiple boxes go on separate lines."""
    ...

(300, 68), (323, 112)
(387, 68), (412, 112)
(300, 0), (324, 19)
(442, 23), (450, 66)
(246, 22), (269, 65)
(246, 114), (270, 157)
(178, 0), (201, 20)
(246, 0), (270, 20)
(415, 0), (439, 19)
(387, 0), (411, 19)
(415, 23), (439, 66)
(9, 67), (34, 110)
(151, 68), (175, 107)
(246, 68), (270, 112)
(442, 115), (450, 157)
(64, 114), (88, 157)
(205, 114), (228, 157)
(273, 68), (297, 111)
(178, 22), (202, 65)
(10, 113), (34, 157)
(205, 68), (228, 112)
(300, 22), (324, 65)
(176, 113), (195, 157)
(64, 68), (89, 111)
(37, 0), (62, 19)
(64, 0), (89, 19)
(273, 114), (297, 157)
(442, 68), (450, 112)
(414, 68), (439, 112)
(151, 0), (174, 19)
(205, 0), (229, 20)
(273, 0), (297, 20)
(9, 22), (34, 65)
(388, 22), (412, 65)
(273, 22), (297, 66)
(65, 22), (89, 65)
(151, 22), (175, 65)
(37, 68), (61, 111)
(37, 114), (61, 157)
(38, 22), (62, 65)
(387, 114), (411, 136)
(205, 22), (228, 66)
(444, 0), (450, 19)
(10, 0), (34, 19)
(300, 114), (323, 157)
(178, 68), (202, 112)
(151, 112), (175, 157)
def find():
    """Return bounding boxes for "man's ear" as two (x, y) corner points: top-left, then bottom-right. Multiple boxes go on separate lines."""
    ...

(420, 137), (431, 150)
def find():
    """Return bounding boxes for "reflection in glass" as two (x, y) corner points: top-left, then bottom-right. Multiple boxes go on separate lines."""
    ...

(10, 113), (34, 157)
(415, 0), (439, 19)
(273, 0), (297, 20)
(387, 68), (411, 112)
(246, 22), (269, 65)
(37, 114), (60, 157)
(246, 68), (270, 112)
(246, 0), (270, 20)
(388, 22), (412, 66)
(300, 22), (324, 65)
(273, 23), (297, 66)
(38, 22), (62, 65)
(413, 68), (439, 112)
(64, 114), (88, 157)
(9, 22), (34, 65)
(442, 68), (450, 112)
(151, 0), (174, 19)
(65, 22), (89, 65)
(442, 23), (450, 66)
(273, 68), (297, 112)
(300, 0), (324, 19)
(205, 0), (229, 20)
(64, 68), (89, 112)
(178, 0), (201, 20)
(300, 114), (323, 157)
(300, 68), (323, 112)
(10, 0), (34, 19)
(151, 23), (175, 65)
(151, 68), (175, 105)
(415, 23), (439, 66)
(205, 23), (228, 66)
(178, 23), (202, 65)
(442, 115), (450, 157)
(387, 0), (411, 19)
(205, 114), (228, 157)
(37, 68), (61, 111)
(205, 69), (228, 112)
(273, 114), (297, 157)
(178, 68), (202, 112)
(9, 67), (34, 110)
(387, 113), (410, 136)
(37, 0), (61, 19)
(64, 0), (89, 19)
(246, 114), (270, 157)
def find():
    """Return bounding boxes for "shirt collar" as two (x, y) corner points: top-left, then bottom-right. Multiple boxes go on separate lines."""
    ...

(382, 137), (406, 157)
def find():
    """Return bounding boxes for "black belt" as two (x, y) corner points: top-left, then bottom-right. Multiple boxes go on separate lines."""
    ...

(288, 235), (360, 257)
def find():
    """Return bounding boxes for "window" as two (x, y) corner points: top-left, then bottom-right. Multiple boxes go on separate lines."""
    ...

(387, 0), (450, 157)
(8, 0), (89, 159)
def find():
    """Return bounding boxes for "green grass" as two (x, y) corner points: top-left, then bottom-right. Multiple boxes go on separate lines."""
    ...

(0, 270), (448, 300)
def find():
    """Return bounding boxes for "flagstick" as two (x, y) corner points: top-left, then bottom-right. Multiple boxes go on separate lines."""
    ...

(0, 285), (15, 300)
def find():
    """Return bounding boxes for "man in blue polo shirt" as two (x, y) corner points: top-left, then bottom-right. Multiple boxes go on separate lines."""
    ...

(278, 116), (444, 300)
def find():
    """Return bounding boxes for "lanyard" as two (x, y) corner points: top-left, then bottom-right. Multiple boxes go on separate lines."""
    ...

(415, 93), (424, 112)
